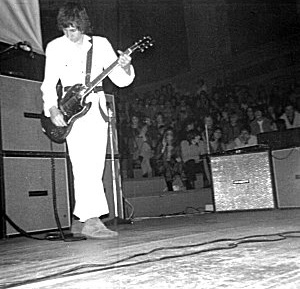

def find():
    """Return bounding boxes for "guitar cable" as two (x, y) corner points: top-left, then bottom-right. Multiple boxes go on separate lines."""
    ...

(0, 147), (78, 241)
(45, 141), (86, 242)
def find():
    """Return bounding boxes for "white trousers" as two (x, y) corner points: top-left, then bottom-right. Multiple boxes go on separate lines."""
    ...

(66, 92), (109, 222)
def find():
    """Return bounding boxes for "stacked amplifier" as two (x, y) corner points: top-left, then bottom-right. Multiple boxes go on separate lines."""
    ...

(0, 75), (70, 237)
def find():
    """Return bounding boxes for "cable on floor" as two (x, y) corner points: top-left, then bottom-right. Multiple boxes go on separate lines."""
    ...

(2, 229), (300, 288)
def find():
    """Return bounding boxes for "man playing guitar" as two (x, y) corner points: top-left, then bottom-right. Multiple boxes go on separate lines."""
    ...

(41, 2), (135, 239)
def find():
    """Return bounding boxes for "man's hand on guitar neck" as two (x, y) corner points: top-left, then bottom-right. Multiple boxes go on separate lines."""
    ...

(117, 50), (132, 75)
(49, 106), (67, 127)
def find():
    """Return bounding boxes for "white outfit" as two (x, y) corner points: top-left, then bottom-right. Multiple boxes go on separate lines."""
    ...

(41, 35), (135, 222)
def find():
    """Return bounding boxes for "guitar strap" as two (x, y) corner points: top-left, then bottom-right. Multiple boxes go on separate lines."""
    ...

(85, 37), (93, 86)
(85, 37), (108, 122)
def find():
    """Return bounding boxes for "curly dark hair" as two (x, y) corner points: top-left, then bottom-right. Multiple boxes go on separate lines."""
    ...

(57, 2), (92, 34)
(186, 129), (201, 144)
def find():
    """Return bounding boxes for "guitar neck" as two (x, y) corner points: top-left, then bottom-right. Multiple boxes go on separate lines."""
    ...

(84, 59), (119, 95)
(82, 36), (153, 96)
(85, 47), (132, 95)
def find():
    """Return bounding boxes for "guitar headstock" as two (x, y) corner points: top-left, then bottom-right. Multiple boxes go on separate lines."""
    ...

(127, 36), (154, 55)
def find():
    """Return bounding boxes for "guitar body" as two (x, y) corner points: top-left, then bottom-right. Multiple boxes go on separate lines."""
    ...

(41, 83), (92, 143)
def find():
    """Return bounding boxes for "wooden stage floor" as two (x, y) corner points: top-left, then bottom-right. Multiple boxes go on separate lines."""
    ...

(1, 209), (300, 289)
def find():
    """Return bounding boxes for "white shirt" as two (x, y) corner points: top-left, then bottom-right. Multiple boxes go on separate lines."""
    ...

(41, 35), (135, 116)
(257, 120), (264, 133)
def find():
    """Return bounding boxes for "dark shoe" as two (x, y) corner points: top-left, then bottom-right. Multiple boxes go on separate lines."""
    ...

(203, 180), (211, 188)
(82, 217), (118, 239)
(185, 180), (194, 190)
(166, 181), (173, 191)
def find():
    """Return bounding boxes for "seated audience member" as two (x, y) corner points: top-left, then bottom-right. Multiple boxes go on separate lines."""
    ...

(155, 112), (166, 130)
(181, 130), (211, 189)
(177, 99), (190, 123)
(209, 127), (226, 154)
(219, 109), (230, 131)
(245, 106), (255, 125)
(266, 104), (278, 123)
(143, 116), (158, 148)
(228, 125), (257, 149)
(275, 119), (286, 132)
(201, 115), (215, 142)
(137, 124), (154, 178)
(177, 117), (196, 142)
(165, 83), (175, 98)
(152, 112), (166, 145)
(250, 106), (273, 135)
(162, 100), (174, 125)
(155, 128), (185, 191)
(195, 78), (208, 96)
(148, 97), (159, 120)
(126, 114), (141, 178)
(279, 103), (300, 129)
(222, 112), (244, 144)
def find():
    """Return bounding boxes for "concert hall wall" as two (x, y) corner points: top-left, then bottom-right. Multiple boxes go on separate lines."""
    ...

(226, 0), (299, 55)
(1, 0), (299, 90)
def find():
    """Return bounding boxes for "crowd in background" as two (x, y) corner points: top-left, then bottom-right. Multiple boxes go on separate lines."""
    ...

(115, 77), (300, 191)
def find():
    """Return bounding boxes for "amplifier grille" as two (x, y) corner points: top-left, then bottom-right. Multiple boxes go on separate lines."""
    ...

(210, 151), (275, 211)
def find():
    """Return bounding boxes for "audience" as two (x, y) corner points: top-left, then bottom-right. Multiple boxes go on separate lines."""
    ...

(116, 77), (300, 189)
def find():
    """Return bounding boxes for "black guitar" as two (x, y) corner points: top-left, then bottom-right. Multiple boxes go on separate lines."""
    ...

(41, 36), (153, 143)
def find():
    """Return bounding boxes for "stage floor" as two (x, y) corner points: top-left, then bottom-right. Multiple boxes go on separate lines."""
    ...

(1, 209), (300, 288)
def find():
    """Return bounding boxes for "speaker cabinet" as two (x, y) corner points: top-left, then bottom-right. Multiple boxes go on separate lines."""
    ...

(272, 147), (300, 208)
(258, 128), (300, 150)
(4, 157), (70, 236)
(210, 150), (275, 212)
(0, 75), (65, 152)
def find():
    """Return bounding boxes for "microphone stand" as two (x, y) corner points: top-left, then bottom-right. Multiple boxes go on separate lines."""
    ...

(205, 123), (210, 155)
(0, 45), (16, 56)
(0, 42), (33, 74)
(106, 104), (132, 227)
(0, 42), (32, 56)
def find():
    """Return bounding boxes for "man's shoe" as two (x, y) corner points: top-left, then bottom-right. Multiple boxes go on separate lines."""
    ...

(70, 219), (84, 236)
(81, 217), (118, 239)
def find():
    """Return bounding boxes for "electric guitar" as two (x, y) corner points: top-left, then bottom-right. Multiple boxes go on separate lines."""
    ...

(40, 36), (153, 143)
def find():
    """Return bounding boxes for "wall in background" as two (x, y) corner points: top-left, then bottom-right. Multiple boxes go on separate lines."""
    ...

(0, 0), (299, 91)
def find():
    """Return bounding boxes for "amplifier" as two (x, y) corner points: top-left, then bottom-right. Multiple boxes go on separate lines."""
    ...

(210, 150), (275, 212)
(272, 147), (300, 208)
(257, 128), (300, 150)
(4, 157), (70, 236)
(0, 75), (65, 152)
